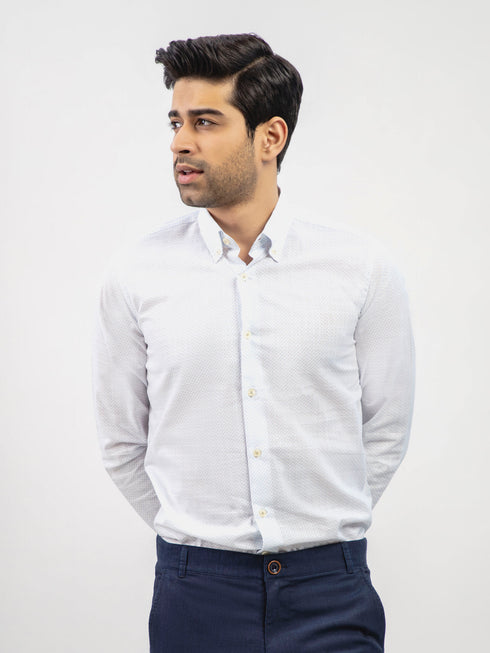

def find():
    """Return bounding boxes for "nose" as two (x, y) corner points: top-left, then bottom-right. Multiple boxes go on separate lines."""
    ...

(170, 124), (195, 155)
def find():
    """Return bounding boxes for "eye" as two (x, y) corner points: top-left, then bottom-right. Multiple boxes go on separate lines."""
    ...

(169, 120), (182, 131)
(196, 118), (213, 127)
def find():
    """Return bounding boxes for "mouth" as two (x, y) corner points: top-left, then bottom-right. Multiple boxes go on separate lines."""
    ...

(175, 164), (204, 185)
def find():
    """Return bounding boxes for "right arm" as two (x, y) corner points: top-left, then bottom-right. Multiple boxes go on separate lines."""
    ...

(92, 265), (160, 528)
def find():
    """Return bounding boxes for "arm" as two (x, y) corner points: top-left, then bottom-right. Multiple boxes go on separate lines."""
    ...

(92, 264), (160, 528)
(355, 247), (415, 507)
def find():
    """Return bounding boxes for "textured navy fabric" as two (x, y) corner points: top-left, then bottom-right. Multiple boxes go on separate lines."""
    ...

(149, 536), (385, 652)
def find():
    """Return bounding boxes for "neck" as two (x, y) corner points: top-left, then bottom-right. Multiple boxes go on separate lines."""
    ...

(207, 182), (280, 259)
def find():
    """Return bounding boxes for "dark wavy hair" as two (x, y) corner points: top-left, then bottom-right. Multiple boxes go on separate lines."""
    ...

(155, 34), (303, 170)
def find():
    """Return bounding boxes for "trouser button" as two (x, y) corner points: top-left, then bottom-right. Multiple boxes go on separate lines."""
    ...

(267, 560), (282, 575)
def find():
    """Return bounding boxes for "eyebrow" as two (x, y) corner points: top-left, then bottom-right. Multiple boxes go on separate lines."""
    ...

(168, 108), (226, 119)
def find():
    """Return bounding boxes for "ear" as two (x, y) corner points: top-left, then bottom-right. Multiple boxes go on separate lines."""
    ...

(258, 117), (288, 163)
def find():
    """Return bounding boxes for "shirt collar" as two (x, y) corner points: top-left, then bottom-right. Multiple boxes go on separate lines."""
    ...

(197, 190), (293, 264)
(198, 208), (225, 263)
(258, 191), (292, 262)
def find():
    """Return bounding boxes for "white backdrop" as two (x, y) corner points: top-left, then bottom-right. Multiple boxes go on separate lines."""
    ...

(2, 1), (489, 651)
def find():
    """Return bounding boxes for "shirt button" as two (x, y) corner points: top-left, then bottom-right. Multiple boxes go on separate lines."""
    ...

(259, 509), (267, 518)
(223, 237), (231, 246)
(253, 448), (262, 458)
(271, 248), (277, 256)
(244, 330), (252, 340)
(247, 388), (257, 398)
(240, 273), (247, 281)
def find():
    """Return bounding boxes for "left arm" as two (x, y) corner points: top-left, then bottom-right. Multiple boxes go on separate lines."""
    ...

(355, 247), (416, 506)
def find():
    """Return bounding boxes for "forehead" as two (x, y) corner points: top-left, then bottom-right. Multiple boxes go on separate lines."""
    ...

(170, 77), (237, 114)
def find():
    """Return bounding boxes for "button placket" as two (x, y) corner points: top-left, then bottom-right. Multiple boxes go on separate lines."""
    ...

(236, 268), (283, 551)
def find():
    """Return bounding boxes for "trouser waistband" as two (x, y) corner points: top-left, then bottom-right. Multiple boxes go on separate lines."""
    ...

(156, 536), (368, 579)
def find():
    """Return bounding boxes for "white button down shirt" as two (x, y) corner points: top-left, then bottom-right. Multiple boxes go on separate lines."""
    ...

(92, 196), (415, 553)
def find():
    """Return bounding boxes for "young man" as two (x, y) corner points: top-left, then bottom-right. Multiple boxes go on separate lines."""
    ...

(93, 34), (415, 652)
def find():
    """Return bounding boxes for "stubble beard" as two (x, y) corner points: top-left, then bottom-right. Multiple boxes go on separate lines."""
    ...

(176, 139), (258, 209)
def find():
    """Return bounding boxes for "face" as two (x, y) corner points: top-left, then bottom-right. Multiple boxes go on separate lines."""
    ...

(169, 77), (260, 209)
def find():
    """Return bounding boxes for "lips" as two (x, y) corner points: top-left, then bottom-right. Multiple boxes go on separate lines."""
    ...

(175, 163), (204, 185)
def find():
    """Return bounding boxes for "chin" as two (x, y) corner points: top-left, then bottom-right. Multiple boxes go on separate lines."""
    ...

(179, 191), (200, 207)
(181, 198), (203, 208)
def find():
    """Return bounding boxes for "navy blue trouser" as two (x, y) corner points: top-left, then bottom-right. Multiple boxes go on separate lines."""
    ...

(149, 536), (385, 652)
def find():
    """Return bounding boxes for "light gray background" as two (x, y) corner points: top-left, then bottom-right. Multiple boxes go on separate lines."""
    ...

(2, 1), (489, 651)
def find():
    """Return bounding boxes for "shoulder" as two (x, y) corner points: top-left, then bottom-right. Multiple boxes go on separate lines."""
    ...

(102, 211), (200, 282)
(290, 215), (395, 270)
(292, 215), (379, 248)
(288, 216), (409, 305)
(132, 210), (200, 255)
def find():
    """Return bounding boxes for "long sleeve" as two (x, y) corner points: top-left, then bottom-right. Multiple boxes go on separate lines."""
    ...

(90, 208), (415, 551)
(355, 247), (415, 507)
(92, 264), (160, 528)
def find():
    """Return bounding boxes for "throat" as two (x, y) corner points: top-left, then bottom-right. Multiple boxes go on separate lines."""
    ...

(239, 250), (253, 265)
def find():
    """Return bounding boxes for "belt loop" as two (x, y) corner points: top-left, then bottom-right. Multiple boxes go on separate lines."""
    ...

(341, 542), (354, 574)
(178, 546), (188, 578)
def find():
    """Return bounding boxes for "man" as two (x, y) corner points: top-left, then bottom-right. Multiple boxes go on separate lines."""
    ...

(93, 33), (415, 652)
